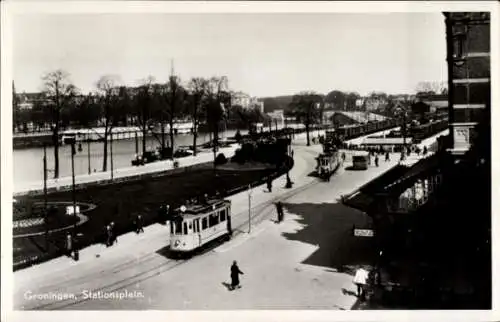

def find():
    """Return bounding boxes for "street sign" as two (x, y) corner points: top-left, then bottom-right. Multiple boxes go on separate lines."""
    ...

(354, 229), (374, 237)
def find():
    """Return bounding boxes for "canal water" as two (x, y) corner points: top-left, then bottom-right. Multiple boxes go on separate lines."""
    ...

(14, 129), (249, 184)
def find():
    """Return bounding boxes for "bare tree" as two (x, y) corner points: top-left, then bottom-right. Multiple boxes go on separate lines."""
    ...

(41, 69), (78, 178)
(289, 91), (323, 146)
(164, 74), (185, 156)
(205, 76), (231, 162)
(187, 77), (209, 156)
(96, 75), (121, 172)
(135, 76), (156, 154)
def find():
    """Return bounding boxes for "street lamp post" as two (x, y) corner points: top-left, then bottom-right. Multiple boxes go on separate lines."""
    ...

(248, 184), (252, 234)
(71, 141), (77, 231)
(110, 131), (114, 180)
(43, 144), (48, 250)
(87, 138), (91, 175)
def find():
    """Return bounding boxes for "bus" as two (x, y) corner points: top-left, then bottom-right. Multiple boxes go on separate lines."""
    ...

(352, 152), (370, 170)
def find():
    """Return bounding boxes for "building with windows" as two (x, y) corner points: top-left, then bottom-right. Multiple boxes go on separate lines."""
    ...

(445, 12), (490, 155)
(231, 91), (264, 113)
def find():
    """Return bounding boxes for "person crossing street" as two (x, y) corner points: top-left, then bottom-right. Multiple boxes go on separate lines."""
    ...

(230, 261), (244, 290)
(276, 201), (284, 223)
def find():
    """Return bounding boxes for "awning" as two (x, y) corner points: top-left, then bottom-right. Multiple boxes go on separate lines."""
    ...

(343, 154), (443, 213)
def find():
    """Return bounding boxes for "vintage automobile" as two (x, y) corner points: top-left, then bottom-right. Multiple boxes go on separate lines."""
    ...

(131, 150), (160, 166)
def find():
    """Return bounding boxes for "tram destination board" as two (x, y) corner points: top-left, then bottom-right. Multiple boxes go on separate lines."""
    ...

(353, 228), (374, 237)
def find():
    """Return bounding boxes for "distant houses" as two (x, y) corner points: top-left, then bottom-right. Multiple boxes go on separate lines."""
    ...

(231, 91), (264, 113)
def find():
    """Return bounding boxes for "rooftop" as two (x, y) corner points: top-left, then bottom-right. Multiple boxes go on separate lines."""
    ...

(174, 198), (230, 217)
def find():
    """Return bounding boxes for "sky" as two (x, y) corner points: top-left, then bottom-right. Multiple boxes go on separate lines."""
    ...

(12, 12), (447, 98)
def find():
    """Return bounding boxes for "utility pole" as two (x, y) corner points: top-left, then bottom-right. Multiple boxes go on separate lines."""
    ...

(87, 139), (91, 175)
(43, 144), (48, 251)
(135, 131), (139, 154)
(110, 131), (114, 180)
(71, 141), (77, 231)
(248, 184), (252, 234)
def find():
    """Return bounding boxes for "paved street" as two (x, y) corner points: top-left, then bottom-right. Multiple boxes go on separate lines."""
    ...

(14, 134), (406, 310)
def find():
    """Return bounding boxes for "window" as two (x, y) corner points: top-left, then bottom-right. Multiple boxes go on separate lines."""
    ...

(209, 213), (219, 227)
(174, 221), (182, 234)
(467, 24), (490, 53)
(202, 217), (208, 230)
(220, 209), (226, 222)
(453, 108), (485, 124)
(183, 222), (188, 235)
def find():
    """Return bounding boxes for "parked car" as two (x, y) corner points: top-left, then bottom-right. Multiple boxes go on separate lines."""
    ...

(131, 150), (160, 166)
(173, 148), (193, 158)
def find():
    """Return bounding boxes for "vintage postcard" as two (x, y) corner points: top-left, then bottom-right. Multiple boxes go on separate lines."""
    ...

(1, 1), (498, 321)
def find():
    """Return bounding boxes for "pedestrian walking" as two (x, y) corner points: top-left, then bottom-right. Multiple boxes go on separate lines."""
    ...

(385, 151), (390, 162)
(267, 177), (273, 193)
(423, 146), (428, 156)
(66, 233), (73, 257)
(353, 267), (369, 300)
(105, 224), (112, 247)
(135, 214), (144, 234)
(276, 201), (284, 223)
(375, 155), (379, 167)
(230, 260), (244, 290)
(110, 221), (117, 245)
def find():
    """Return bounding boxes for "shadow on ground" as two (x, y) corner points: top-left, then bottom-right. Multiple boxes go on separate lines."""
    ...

(307, 171), (319, 178)
(344, 166), (369, 171)
(281, 202), (377, 274)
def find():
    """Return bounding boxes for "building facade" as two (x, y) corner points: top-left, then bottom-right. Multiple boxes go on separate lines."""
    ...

(445, 12), (490, 155)
(231, 91), (264, 113)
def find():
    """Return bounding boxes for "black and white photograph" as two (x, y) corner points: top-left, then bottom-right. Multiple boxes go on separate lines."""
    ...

(1, 1), (498, 319)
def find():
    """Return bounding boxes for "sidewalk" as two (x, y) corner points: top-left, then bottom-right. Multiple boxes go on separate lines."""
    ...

(14, 130), (324, 195)
(14, 145), (239, 195)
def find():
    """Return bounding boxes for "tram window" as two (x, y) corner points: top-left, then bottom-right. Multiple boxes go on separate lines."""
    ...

(202, 217), (208, 230)
(220, 209), (226, 222)
(183, 222), (188, 234)
(209, 213), (219, 227)
(175, 221), (182, 234)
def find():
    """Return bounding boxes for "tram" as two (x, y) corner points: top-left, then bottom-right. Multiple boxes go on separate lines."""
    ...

(169, 198), (232, 254)
(316, 150), (340, 181)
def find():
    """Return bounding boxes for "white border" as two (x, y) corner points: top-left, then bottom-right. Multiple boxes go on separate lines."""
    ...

(2, 2), (499, 322)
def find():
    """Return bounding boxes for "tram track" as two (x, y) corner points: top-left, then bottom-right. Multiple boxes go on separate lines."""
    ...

(21, 145), (323, 310)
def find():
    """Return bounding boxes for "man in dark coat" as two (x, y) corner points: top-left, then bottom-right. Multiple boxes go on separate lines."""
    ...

(135, 214), (144, 234)
(230, 261), (244, 290)
(276, 201), (284, 222)
(105, 224), (112, 247)
(267, 177), (273, 192)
